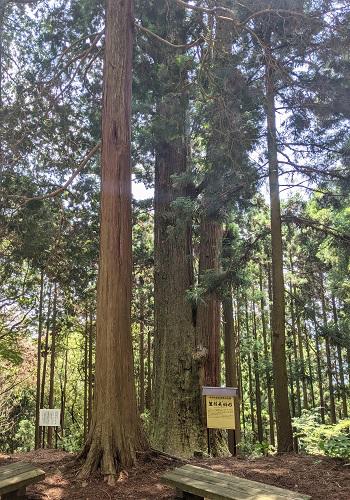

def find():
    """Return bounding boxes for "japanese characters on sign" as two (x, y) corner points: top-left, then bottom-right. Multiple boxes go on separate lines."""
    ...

(206, 395), (235, 429)
(201, 387), (238, 430)
(39, 409), (61, 427)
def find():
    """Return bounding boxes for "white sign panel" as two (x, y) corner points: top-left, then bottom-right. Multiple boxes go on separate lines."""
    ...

(39, 409), (61, 427)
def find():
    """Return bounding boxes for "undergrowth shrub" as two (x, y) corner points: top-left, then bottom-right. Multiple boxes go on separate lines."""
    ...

(293, 409), (350, 459)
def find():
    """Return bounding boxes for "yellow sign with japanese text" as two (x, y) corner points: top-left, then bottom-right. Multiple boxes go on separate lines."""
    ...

(206, 396), (235, 429)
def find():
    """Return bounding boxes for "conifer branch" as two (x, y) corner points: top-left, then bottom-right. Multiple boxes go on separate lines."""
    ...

(20, 143), (101, 203)
(135, 22), (204, 49)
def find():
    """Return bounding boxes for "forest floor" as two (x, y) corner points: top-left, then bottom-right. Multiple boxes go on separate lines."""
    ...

(0, 449), (349, 499)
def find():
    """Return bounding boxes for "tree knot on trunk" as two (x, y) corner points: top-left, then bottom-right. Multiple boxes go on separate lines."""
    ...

(192, 345), (208, 361)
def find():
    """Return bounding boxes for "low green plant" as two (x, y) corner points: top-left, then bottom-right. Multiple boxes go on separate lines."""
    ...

(293, 409), (350, 459)
(14, 419), (35, 452)
(238, 435), (275, 458)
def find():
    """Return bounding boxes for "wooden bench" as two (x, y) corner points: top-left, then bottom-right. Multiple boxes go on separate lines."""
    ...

(0, 462), (45, 499)
(162, 464), (311, 500)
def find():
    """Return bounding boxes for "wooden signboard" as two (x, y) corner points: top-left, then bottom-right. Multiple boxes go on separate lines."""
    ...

(201, 387), (238, 430)
(202, 387), (239, 455)
(206, 395), (235, 429)
(39, 409), (61, 427)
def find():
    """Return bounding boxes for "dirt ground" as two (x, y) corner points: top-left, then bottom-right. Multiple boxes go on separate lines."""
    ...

(0, 449), (349, 499)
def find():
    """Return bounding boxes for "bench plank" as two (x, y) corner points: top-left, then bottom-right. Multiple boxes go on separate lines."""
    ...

(182, 465), (309, 499)
(0, 463), (45, 496)
(0, 463), (38, 480)
(162, 465), (311, 500)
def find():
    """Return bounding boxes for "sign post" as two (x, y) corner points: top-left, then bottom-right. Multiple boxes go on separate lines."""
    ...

(202, 387), (238, 456)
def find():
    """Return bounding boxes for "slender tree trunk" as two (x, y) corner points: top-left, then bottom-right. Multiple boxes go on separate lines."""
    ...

(332, 295), (348, 418)
(265, 55), (293, 452)
(83, 310), (88, 441)
(304, 322), (315, 408)
(40, 285), (52, 448)
(60, 347), (68, 441)
(35, 269), (44, 449)
(295, 303), (308, 410)
(252, 296), (263, 443)
(138, 287), (145, 414)
(259, 264), (275, 446)
(320, 273), (336, 423)
(47, 283), (58, 448)
(314, 311), (325, 423)
(88, 310), (93, 433)
(290, 282), (301, 416)
(47, 283), (58, 449)
(288, 349), (296, 418)
(245, 300), (255, 439)
(79, 0), (147, 479)
(239, 359), (245, 438)
(223, 292), (241, 453)
(145, 324), (152, 411)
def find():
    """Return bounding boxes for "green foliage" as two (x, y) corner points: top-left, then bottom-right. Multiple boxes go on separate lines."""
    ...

(238, 437), (275, 458)
(293, 410), (350, 459)
(0, 340), (22, 365)
(61, 423), (84, 453)
(14, 420), (35, 452)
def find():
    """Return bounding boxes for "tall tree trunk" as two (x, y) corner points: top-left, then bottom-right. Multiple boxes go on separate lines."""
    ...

(138, 287), (145, 414)
(145, 323), (152, 411)
(295, 301), (308, 410)
(60, 347), (68, 441)
(196, 219), (222, 388)
(88, 310), (93, 432)
(265, 55), (293, 452)
(79, 0), (147, 479)
(320, 273), (336, 423)
(259, 264), (275, 446)
(40, 284), (52, 448)
(313, 310), (325, 423)
(35, 269), (44, 449)
(332, 295), (348, 418)
(223, 292), (241, 454)
(289, 281), (301, 416)
(245, 300), (255, 439)
(47, 283), (58, 449)
(252, 296), (263, 444)
(151, 5), (203, 456)
(83, 310), (88, 441)
(304, 321), (315, 408)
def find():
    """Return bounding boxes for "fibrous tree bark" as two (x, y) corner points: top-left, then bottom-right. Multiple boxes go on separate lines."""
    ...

(151, 3), (204, 457)
(79, 0), (147, 480)
(197, 218), (222, 388)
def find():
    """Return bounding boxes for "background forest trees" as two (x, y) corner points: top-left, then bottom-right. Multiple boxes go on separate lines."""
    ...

(0, 0), (349, 467)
